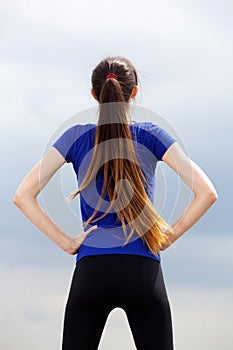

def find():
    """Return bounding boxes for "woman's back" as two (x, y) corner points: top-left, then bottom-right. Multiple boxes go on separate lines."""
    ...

(52, 120), (176, 263)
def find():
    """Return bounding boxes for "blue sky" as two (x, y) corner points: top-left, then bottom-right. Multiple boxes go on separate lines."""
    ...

(1, 0), (233, 349)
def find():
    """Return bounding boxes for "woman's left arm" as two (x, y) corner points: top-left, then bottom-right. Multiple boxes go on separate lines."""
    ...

(13, 147), (97, 255)
(160, 142), (218, 249)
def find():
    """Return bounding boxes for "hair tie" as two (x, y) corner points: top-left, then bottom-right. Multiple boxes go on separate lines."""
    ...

(105, 73), (118, 81)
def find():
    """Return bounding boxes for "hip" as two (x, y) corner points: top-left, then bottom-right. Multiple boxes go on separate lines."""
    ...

(72, 254), (164, 305)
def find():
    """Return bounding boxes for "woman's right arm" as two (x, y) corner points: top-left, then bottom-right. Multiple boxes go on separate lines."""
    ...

(160, 142), (218, 250)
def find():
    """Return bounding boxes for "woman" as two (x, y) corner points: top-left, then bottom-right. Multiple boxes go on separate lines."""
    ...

(13, 56), (218, 350)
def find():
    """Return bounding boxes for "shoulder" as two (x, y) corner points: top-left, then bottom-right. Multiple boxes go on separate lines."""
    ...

(132, 121), (166, 138)
(133, 121), (160, 130)
(61, 123), (96, 140)
(133, 121), (177, 160)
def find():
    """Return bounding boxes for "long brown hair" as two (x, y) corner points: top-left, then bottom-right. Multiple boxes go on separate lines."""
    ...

(68, 56), (174, 254)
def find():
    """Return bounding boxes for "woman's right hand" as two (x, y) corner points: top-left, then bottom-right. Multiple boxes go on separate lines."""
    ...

(161, 142), (218, 244)
(160, 229), (178, 251)
(64, 225), (98, 255)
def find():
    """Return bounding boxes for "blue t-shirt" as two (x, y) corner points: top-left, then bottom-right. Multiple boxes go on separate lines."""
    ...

(52, 121), (176, 264)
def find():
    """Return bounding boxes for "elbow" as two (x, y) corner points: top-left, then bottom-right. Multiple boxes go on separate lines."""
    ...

(13, 190), (37, 207)
(13, 191), (23, 207)
(194, 187), (218, 206)
(205, 188), (218, 205)
(13, 191), (28, 207)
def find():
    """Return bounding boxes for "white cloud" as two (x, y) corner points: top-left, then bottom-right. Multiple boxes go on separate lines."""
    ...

(169, 285), (233, 350)
(0, 264), (69, 350)
(0, 60), (90, 134)
(173, 0), (233, 32)
(16, 0), (193, 35)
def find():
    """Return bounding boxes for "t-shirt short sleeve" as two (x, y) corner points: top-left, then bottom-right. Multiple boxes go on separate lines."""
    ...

(51, 126), (76, 163)
(144, 122), (177, 161)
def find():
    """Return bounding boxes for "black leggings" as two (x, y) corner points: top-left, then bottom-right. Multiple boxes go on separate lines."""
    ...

(62, 254), (174, 350)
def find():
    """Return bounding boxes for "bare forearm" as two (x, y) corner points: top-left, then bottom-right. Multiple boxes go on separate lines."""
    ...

(14, 196), (72, 252)
(167, 192), (217, 243)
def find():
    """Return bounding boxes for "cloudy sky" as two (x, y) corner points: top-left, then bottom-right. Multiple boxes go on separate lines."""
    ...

(1, 0), (233, 349)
